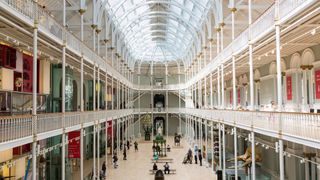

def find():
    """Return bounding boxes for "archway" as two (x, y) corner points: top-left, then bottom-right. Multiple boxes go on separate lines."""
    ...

(154, 116), (165, 136)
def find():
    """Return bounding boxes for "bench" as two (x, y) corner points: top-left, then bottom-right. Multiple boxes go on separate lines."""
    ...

(149, 169), (177, 175)
(151, 158), (173, 163)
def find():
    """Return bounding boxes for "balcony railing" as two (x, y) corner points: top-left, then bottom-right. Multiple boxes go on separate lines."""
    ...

(0, 108), (319, 149)
(0, 109), (132, 144)
(188, 0), (317, 86)
(188, 108), (320, 148)
(0, 91), (48, 115)
(1, 0), (131, 86)
(133, 84), (186, 90)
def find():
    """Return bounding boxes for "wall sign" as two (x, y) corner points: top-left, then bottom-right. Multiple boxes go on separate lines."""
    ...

(68, 131), (80, 158)
(286, 76), (292, 100)
(316, 70), (320, 99)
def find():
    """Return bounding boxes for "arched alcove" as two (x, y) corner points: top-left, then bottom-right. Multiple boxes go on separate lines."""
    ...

(301, 48), (315, 65)
(290, 53), (301, 69)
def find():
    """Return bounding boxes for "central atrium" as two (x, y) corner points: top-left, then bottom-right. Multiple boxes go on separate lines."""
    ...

(0, 0), (320, 179)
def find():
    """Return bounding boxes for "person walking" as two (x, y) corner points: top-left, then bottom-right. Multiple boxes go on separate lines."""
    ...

(123, 146), (127, 160)
(113, 153), (118, 169)
(198, 150), (203, 166)
(134, 141), (138, 152)
(102, 161), (106, 177)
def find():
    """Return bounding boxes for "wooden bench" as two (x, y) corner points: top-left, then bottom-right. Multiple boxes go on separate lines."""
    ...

(151, 158), (173, 163)
(149, 169), (177, 175)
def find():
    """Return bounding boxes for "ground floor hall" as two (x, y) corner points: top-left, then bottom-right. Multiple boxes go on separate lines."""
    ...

(105, 137), (216, 180)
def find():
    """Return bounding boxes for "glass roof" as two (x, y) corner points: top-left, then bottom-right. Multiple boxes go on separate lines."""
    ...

(105, 0), (211, 63)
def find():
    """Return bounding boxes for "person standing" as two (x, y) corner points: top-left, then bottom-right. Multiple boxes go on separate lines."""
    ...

(123, 146), (127, 160)
(127, 140), (130, 150)
(198, 150), (203, 166)
(134, 141), (138, 152)
(102, 161), (106, 177)
(188, 148), (193, 164)
(194, 150), (198, 164)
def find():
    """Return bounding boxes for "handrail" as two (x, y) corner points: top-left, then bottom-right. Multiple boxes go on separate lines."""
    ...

(1, 108), (320, 149)
(1, 0), (132, 87)
(186, 0), (317, 87)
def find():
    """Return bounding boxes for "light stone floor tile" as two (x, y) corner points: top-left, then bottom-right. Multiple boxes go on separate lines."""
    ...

(106, 137), (217, 180)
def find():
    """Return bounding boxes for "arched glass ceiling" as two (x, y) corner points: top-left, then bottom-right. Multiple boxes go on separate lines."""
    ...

(105, 0), (211, 63)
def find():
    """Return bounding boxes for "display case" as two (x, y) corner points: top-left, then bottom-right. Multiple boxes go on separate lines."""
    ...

(0, 44), (16, 69)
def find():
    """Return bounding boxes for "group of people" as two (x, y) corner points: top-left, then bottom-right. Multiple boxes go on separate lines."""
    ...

(153, 162), (171, 174)
(152, 144), (171, 155)
(183, 147), (203, 166)
(112, 140), (139, 169)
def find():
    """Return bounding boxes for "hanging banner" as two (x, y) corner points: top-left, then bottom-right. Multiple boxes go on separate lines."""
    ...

(286, 76), (292, 100)
(237, 88), (241, 104)
(316, 70), (320, 99)
(107, 121), (113, 138)
(68, 131), (80, 158)
(230, 91), (232, 104)
(106, 121), (113, 153)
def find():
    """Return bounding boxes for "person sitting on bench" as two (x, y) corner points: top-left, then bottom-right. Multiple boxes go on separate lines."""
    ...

(153, 163), (158, 171)
(163, 162), (170, 174)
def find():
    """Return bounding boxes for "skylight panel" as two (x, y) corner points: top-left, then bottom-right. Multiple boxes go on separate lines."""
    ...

(105, 0), (211, 62)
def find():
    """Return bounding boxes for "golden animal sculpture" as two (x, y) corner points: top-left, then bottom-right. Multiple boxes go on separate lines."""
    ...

(228, 146), (262, 174)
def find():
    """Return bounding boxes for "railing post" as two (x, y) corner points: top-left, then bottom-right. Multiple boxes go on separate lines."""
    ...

(93, 122), (96, 179)
(250, 131), (256, 180)
(111, 118), (114, 162)
(80, 124), (84, 180)
(233, 125), (238, 179)
(97, 120), (100, 179)
(218, 121), (222, 170)
(222, 123), (226, 180)
(32, 1), (38, 179)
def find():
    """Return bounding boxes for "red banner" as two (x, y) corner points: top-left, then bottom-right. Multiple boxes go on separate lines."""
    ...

(107, 121), (113, 140)
(286, 76), (292, 100)
(316, 70), (320, 99)
(237, 89), (241, 104)
(230, 91), (232, 104)
(68, 131), (80, 158)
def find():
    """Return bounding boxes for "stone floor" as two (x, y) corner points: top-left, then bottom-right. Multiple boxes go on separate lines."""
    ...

(106, 137), (217, 180)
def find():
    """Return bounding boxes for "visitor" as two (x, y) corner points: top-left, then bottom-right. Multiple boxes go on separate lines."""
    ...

(152, 144), (156, 152)
(167, 144), (171, 152)
(102, 161), (106, 176)
(127, 140), (130, 150)
(188, 148), (193, 164)
(198, 150), (203, 166)
(194, 150), (198, 164)
(134, 141), (138, 151)
(113, 153), (118, 168)
(123, 147), (127, 160)
(153, 163), (158, 171)
(163, 162), (170, 174)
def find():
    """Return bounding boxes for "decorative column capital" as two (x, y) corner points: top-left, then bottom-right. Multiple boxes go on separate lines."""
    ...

(78, 9), (86, 15)
(91, 24), (97, 29)
(230, 7), (237, 12)
(300, 65), (313, 70)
